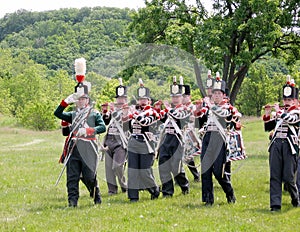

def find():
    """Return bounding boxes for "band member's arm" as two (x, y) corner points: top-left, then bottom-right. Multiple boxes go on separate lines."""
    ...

(121, 105), (131, 132)
(94, 111), (106, 134)
(196, 114), (208, 129)
(262, 105), (276, 131)
(193, 100), (208, 129)
(211, 104), (231, 118)
(54, 100), (73, 123)
(228, 105), (242, 130)
(168, 107), (191, 120)
(101, 103), (111, 125)
(276, 107), (300, 124)
(135, 106), (160, 126)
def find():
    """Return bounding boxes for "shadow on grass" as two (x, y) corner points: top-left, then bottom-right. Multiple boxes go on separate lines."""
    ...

(244, 203), (300, 215)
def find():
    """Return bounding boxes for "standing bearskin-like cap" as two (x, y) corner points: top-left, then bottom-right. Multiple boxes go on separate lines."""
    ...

(137, 78), (150, 99)
(282, 75), (297, 99)
(212, 72), (226, 93)
(206, 70), (214, 89)
(179, 76), (191, 96)
(115, 78), (127, 98)
(170, 76), (183, 96)
(74, 58), (86, 83)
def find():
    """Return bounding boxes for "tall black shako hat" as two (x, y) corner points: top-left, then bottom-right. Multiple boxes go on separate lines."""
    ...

(283, 75), (297, 99)
(137, 78), (150, 99)
(206, 70), (214, 89)
(74, 57), (91, 98)
(115, 78), (127, 98)
(179, 76), (191, 96)
(170, 76), (183, 96)
(212, 72), (226, 93)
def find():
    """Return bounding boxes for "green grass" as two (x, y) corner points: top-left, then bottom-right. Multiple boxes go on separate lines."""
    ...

(0, 116), (299, 231)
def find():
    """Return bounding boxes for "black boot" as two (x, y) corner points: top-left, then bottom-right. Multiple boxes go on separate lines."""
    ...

(226, 194), (236, 204)
(150, 186), (160, 200)
(291, 198), (300, 207)
(68, 200), (77, 207)
(93, 187), (102, 205)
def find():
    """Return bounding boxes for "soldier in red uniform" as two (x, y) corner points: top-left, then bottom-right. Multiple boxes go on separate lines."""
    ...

(157, 77), (190, 197)
(194, 76), (236, 206)
(263, 75), (300, 211)
(101, 78), (128, 195)
(123, 79), (160, 202)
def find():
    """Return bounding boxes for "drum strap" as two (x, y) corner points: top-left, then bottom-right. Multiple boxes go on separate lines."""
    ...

(105, 111), (128, 149)
(209, 111), (227, 142)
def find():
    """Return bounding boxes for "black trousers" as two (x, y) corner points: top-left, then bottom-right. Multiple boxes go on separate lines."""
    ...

(187, 159), (200, 180)
(269, 139), (299, 208)
(201, 132), (234, 203)
(66, 145), (97, 203)
(127, 149), (159, 200)
(159, 134), (189, 196)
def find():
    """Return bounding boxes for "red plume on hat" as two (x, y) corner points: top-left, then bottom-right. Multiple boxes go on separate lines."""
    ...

(74, 58), (86, 83)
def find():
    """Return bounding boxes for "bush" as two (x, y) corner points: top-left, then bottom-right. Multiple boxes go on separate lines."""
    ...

(17, 100), (57, 130)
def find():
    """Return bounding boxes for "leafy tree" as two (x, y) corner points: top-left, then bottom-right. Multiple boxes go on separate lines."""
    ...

(129, 0), (300, 104)
(236, 63), (280, 116)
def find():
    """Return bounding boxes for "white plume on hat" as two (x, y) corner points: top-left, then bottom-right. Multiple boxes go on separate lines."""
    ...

(173, 76), (177, 84)
(208, 70), (211, 76)
(74, 58), (86, 75)
(179, 76), (184, 85)
(118, 78), (123, 85)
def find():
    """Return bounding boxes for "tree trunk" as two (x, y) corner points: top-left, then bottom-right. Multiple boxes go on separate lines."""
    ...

(230, 65), (249, 105)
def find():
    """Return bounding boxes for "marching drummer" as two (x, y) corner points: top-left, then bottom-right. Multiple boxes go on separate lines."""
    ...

(180, 76), (201, 182)
(263, 75), (300, 212)
(101, 78), (128, 195)
(122, 79), (160, 202)
(194, 75), (236, 206)
(157, 76), (190, 197)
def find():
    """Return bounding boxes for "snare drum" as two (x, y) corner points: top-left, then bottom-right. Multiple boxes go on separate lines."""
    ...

(226, 130), (246, 162)
(183, 128), (202, 167)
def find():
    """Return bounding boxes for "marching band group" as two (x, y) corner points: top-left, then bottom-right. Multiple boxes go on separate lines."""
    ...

(54, 58), (300, 212)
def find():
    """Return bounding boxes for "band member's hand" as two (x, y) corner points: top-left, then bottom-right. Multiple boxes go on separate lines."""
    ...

(101, 102), (109, 113)
(64, 93), (80, 104)
(77, 128), (87, 137)
(264, 105), (272, 116)
(203, 97), (211, 108)
(109, 102), (115, 112)
(195, 99), (203, 111)
(189, 115), (195, 122)
(122, 104), (129, 115)
(76, 127), (95, 137)
(153, 100), (162, 111)
(163, 100), (170, 109)
(273, 103), (280, 113)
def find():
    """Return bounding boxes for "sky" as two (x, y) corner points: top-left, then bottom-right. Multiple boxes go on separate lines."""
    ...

(0, 0), (213, 19)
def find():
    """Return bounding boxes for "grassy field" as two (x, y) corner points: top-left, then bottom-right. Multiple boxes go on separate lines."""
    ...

(0, 116), (299, 231)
